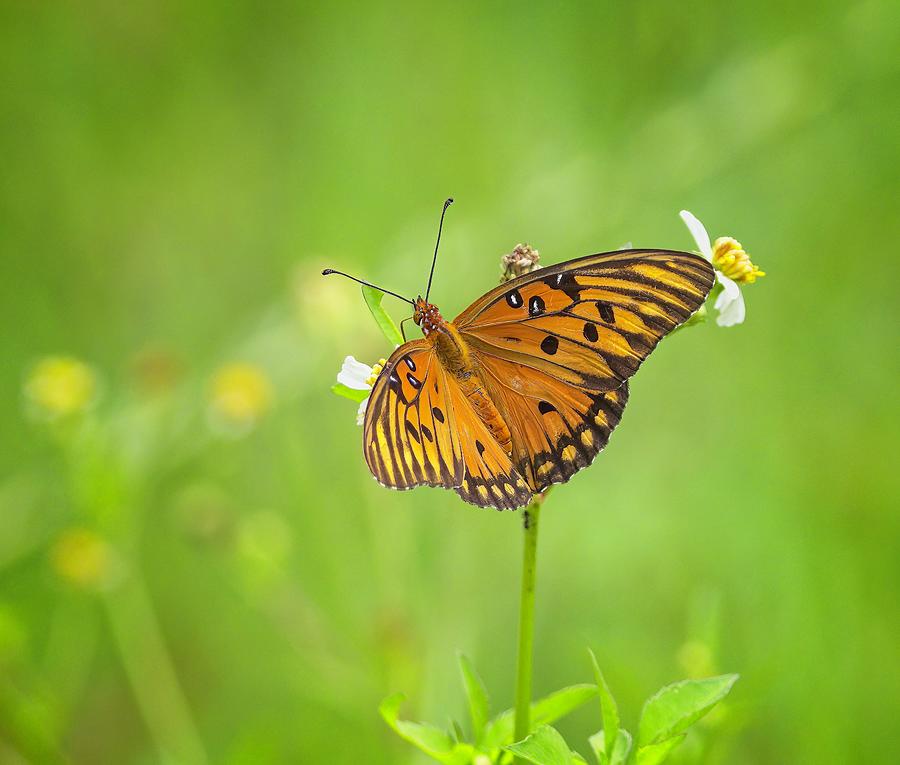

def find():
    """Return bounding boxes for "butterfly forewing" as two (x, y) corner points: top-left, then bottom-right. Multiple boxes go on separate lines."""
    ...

(456, 249), (714, 393)
(362, 341), (532, 509)
(363, 341), (464, 490)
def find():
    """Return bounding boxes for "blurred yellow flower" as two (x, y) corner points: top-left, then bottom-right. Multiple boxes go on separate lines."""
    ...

(24, 356), (97, 419)
(209, 362), (274, 433)
(51, 528), (116, 590)
(711, 237), (765, 284)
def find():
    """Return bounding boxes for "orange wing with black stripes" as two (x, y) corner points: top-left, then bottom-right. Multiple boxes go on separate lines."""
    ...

(362, 341), (532, 509)
(362, 250), (713, 509)
(453, 249), (714, 498)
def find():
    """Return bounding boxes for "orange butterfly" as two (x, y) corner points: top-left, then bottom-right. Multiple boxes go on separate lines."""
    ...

(325, 199), (714, 510)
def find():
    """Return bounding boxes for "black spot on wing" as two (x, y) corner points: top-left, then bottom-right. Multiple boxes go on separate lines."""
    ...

(538, 401), (557, 415)
(540, 335), (559, 355)
(505, 288), (523, 308)
(528, 295), (546, 316)
(406, 373), (422, 389)
(432, 406), (445, 423)
(544, 271), (586, 302)
(596, 301), (615, 323)
(583, 322), (599, 342)
(522, 383), (631, 494)
(388, 369), (407, 404)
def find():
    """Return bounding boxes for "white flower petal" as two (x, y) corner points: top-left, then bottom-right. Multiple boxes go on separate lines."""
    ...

(679, 210), (712, 260)
(337, 356), (373, 389)
(713, 273), (745, 326)
(356, 396), (369, 426)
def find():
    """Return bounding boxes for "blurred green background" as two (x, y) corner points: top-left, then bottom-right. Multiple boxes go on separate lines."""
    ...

(2, 1), (898, 763)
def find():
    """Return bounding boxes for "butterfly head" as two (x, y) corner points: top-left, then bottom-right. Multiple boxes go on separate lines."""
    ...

(413, 297), (444, 337)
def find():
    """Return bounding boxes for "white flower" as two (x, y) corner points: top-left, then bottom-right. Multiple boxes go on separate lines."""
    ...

(338, 356), (374, 390)
(336, 355), (386, 425)
(680, 210), (764, 327)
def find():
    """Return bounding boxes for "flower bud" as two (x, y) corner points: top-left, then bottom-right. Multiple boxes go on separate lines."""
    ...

(500, 243), (540, 282)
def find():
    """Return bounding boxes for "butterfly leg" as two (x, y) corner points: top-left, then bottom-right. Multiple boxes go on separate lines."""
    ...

(399, 315), (414, 342)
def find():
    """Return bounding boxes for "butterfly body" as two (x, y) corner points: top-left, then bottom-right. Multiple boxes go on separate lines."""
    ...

(362, 250), (715, 510)
(413, 296), (514, 453)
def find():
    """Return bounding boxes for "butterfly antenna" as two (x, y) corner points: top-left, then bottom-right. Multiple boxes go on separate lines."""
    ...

(425, 197), (454, 303)
(321, 269), (415, 306)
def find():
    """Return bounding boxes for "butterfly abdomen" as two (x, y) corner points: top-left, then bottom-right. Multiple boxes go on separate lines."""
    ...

(427, 316), (513, 455)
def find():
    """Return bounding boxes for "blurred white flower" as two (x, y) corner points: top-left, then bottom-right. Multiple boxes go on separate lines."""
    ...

(337, 355), (385, 425)
(680, 210), (764, 327)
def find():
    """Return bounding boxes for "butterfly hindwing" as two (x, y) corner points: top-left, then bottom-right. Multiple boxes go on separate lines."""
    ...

(456, 250), (714, 393)
(441, 375), (533, 510)
(477, 352), (630, 492)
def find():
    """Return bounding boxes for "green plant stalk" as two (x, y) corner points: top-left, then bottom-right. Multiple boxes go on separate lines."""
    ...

(513, 492), (544, 753)
(104, 574), (208, 765)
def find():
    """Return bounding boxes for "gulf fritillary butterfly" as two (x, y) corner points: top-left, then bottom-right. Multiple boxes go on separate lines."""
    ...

(326, 200), (714, 510)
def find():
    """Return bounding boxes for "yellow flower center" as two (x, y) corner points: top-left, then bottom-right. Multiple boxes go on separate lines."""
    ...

(365, 358), (387, 387)
(711, 237), (765, 284)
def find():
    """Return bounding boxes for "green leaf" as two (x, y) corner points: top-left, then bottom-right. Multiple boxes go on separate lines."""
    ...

(589, 729), (632, 765)
(362, 286), (404, 346)
(637, 674), (738, 747)
(379, 693), (474, 764)
(609, 729), (632, 765)
(480, 684), (597, 749)
(505, 725), (572, 765)
(588, 732), (609, 765)
(458, 653), (490, 741)
(635, 734), (686, 765)
(588, 650), (620, 760)
(330, 382), (369, 403)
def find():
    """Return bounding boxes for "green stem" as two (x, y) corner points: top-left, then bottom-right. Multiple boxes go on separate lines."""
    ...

(104, 575), (208, 765)
(513, 493), (544, 750)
